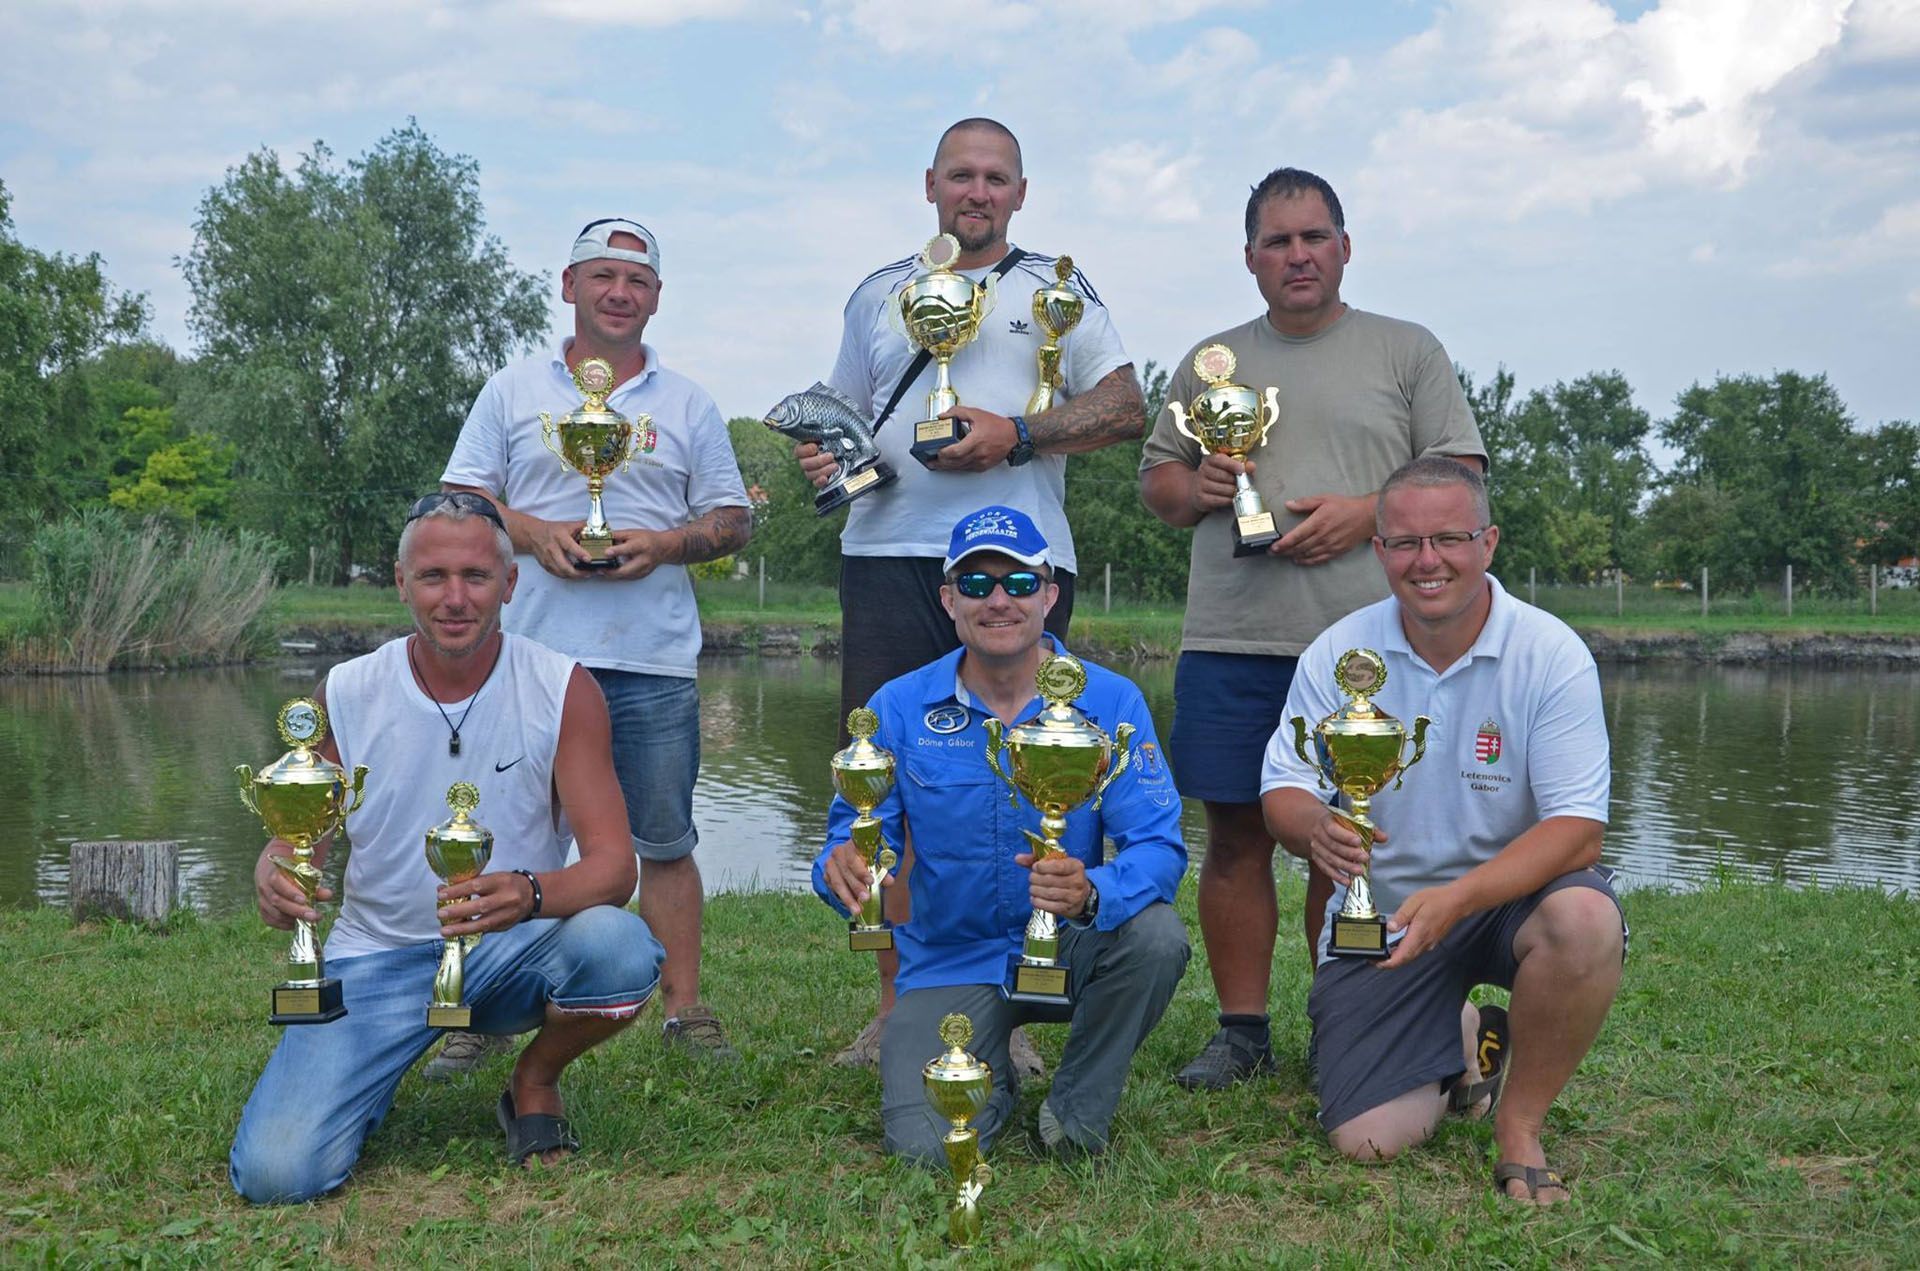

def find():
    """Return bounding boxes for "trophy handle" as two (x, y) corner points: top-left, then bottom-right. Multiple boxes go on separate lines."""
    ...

(1168, 401), (1202, 447)
(976, 273), (998, 321)
(235, 765), (258, 815)
(1258, 387), (1281, 444)
(1092, 722), (1136, 810)
(886, 297), (909, 342)
(539, 412), (568, 469)
(1288, 718), (1329, 791)
(983, 719), (1019, 807)
(619, 414), (649, 473)
(1394, 716), (1433, 789)
(346, 765), (369, 814)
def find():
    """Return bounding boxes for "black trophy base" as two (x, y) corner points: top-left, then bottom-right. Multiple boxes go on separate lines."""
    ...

(848, 921), (895, 952)
(426, 1003), (473, 1029)
(813, 461), (899, 516)
(1003, 960), (1071, 1006)
(576, 556), (618, 570)
(909, 416), (969, 468)
(1329, 913), (1390, 960)
(1233, 511), (1280, 557)
(270, 977), (347, 1025)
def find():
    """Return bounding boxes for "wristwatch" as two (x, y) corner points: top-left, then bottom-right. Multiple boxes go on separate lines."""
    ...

(1007, 414), (1035, 466)
(1078, 882), (1101, 924)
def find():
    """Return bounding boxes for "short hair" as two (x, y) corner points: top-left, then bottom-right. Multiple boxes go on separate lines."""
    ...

(1244, 167), (1345, 243)
(397, 500), (515, 572)
(1376, 457), (1491, 533)
(933, 118), (1023, 176)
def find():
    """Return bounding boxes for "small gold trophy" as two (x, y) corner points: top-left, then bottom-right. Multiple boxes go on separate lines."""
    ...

(832, 707), (898, 951)
(1168, 343), (1282, 557)
(892, 233), (994, 466)
(539, 356), (650, 567)
(922, 1013), (994, 1249)
(1288, 649), (1431, 958)
(984, 654), (1134, 1004)
(423, 782), (495, 1028)
(236, 698), (367, 1024)
(1025, 255), (1083, 415)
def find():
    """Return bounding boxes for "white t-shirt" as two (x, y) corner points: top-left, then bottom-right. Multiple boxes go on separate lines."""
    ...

(826, 246), (1130, 573)
(1259, 576), (1611, 962)
(325, 634), (576, 958)
(442, 339), (749, 678)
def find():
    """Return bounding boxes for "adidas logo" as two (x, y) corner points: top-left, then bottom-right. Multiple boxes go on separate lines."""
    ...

(1008, 319), (1031, 334)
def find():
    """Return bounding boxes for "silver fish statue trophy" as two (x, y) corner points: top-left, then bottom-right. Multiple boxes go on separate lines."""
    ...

(764, 381), (898, 516)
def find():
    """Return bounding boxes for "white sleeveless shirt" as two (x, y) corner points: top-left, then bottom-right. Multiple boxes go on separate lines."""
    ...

(324, 633), (577, 958)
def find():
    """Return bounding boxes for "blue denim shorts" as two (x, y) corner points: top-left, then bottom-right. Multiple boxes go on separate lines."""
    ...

(589, 668), (699, 862)
(1169, 651), (1299, 804)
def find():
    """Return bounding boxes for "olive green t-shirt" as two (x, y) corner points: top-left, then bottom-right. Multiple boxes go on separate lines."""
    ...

(1139, 308), (1486, 656)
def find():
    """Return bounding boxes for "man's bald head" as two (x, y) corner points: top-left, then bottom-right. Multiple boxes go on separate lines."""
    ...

(933, 118), (1023, 177)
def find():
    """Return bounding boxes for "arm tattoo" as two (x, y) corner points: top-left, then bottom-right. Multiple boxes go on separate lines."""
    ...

(1025, 365), (1146, 454)
(673, 504), (753, 565)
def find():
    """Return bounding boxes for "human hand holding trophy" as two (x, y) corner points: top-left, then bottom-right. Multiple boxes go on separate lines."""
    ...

(891, 234), (994, 467)
(1288, 649), (1430, 959)
(538, 356), (654, 568)
(764, 383), (898, 516)
(1168, 343), (1282, 557)
(829, 707), (899, 950)
(237, 697), (367, 1024)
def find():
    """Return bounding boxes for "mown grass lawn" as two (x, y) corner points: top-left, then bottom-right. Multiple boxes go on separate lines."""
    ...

(4, 878), (1916, 1266)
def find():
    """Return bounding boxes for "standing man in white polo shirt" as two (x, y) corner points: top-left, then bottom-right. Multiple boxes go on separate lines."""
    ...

(442, 218), (752, 1063)
(795, 118), (1149, 1069)
(1261, 457), (1625, 1204)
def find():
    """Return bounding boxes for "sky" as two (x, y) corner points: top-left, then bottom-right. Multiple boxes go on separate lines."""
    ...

(3, 0), (1917, 447)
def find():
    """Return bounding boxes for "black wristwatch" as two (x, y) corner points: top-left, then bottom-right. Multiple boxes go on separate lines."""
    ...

(1007, 414), (1035, 466)
(1078, 883), (1100, 924)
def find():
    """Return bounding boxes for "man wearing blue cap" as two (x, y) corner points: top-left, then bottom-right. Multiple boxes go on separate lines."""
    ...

(812, 506), (1190, 1161)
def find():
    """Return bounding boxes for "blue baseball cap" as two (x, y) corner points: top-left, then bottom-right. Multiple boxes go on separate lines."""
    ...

(943, 505), (1051, 573)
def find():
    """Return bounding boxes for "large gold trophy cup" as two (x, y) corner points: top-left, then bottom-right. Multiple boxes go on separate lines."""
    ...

(423, 782), (494, 1028)
(832, 708), (898, 951)
(1025, 256), (1083, 414)
(1288, 650), (1431, 959)
(984, 654), (1134, 1004)
(1168, 343), (1282, 557)
(923, 1013), (994, 1249)
(892, 234), (994, 467)
(539, 357), (652, 567)
(236, 698), (367, 1024)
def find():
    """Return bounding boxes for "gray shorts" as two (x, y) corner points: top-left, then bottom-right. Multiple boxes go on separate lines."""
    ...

(1307, 866), (1626, 1133)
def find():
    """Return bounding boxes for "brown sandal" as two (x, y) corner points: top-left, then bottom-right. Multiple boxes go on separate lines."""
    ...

(1493, 1161), (1569, 1200)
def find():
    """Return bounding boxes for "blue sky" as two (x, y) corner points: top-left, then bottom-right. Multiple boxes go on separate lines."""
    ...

(3, 0), (1916, 444)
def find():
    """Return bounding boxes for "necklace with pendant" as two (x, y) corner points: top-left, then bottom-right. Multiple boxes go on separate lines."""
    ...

(408, 638), (501, 757)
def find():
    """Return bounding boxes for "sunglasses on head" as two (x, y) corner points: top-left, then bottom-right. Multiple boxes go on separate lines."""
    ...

(952, 569), (1045, 599)
(405, 491), (507, 532)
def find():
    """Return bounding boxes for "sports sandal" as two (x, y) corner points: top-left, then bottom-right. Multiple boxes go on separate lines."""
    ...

(496, 1088), (580, 1167)
(1493, 1161), (1570, 1201)
(1447, 1003), (1508, 1114)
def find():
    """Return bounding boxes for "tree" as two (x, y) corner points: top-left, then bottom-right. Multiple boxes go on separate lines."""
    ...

(1063, 359), (1192, 603)
(1861, 420), (1920, 567)
(181, 122), (546, 582)
(726, 415), (842, 586)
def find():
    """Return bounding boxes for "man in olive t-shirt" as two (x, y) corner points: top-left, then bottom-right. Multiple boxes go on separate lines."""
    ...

(1138, 167), (1486, 1091)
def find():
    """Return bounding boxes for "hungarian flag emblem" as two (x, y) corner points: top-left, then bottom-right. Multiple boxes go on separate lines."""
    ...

(1475, 719), (1502, 764)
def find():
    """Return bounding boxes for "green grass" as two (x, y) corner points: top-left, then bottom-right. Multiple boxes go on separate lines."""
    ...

(4, 880), (1916, 1265)
(1514, 581), (1920, 634)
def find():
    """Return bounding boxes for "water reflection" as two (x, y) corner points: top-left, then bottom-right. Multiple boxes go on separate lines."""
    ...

(4, 656), (1915, 915)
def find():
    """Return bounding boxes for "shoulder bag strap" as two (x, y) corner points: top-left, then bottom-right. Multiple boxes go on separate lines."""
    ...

(871, 247), (1027, 434)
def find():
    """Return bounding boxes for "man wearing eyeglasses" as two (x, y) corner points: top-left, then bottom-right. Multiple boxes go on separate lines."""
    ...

(231, 495), (664, 1201)
(441, 218), (752, 1064)
(1260, 458), (1624, 1204)
(1138, 168), (1487, 1092)
(811, 506), (1189, 1163)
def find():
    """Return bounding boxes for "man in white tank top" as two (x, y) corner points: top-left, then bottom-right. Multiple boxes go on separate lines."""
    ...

(230, 496), (665, 1204)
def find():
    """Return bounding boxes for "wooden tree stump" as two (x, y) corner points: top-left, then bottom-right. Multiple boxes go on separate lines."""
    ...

(69, 840), (179, 925)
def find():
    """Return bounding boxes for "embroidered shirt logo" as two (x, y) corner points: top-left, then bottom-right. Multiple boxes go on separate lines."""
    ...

(633, 416), (659, 455)
(960, 509), (1020, 540)
(1008, 319), (1031, 335)
(1475, 718), (1502, 765)
(495, 757), (524, 773)
(1139, 742), (1164, 779)
(925, 704), (970, 735)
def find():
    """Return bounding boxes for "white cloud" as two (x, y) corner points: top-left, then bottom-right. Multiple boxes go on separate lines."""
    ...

(1088, 143), (1204, 224)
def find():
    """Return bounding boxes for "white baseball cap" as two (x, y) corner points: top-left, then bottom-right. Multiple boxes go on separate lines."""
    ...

(569, 218), (660, 276)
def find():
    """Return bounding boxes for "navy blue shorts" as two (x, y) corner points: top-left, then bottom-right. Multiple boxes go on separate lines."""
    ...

(1168, 651), (1298, 804)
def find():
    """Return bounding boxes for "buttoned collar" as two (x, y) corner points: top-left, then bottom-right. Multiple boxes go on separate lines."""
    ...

(924, 633), (1070, 718)
(1383, 575), (1516, 676)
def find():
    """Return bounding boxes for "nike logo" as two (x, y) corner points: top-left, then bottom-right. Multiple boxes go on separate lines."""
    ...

(494, 757), (524, 773)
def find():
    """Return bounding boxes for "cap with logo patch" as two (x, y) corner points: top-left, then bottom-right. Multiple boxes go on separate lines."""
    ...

(943, 505), (1051, 573)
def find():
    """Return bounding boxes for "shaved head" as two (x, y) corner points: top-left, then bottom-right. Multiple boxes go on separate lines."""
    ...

(933, 118), (1023, 176)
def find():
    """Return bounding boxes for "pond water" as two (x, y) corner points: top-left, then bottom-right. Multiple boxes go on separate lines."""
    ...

(4, 655), (1916, 915)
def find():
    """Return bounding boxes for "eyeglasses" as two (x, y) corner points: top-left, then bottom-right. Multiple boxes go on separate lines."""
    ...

(952, 570), (1046, 599)
(406, 491), (507, 532)
(1377, 528), (1490, 554)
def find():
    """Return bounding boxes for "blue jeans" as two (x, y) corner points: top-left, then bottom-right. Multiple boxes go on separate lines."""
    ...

(590, 668), (699, 862)
(230, 905), (662, 1204)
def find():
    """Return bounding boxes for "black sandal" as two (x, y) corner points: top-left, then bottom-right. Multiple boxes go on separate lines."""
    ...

(496, 1088), (580, 1166)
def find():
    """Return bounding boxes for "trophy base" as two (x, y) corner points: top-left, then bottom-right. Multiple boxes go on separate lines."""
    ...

(814, 461), (899, 516)
(576, 556), (618, 570)
(426, 1004), (473, 1029)
(849, 922), (894, 952)
(270, 977), (347, 1025)
(1003, 960), (1071, 1006)
(1328, 913), (1390, 960)
(1233, 512), (1280, 557)
(909, 417), (969, 467)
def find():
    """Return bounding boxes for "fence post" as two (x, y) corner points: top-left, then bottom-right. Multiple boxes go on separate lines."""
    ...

(307, 545), (316, 587)
(757, 556), (765, 609)
(1785, 564), (1793, 618)
(1871, 563), (1878, 616)
(1615, 570), (1623, 617)
(70, 841), (179, 925)
(1701, 566), (1709, 617)
(1104, 562), (1112, 614)
(1529, 566), (1536, 607)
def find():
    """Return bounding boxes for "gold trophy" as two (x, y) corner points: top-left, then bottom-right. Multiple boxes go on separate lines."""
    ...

(1025, 255), (1083, 414)
(423, 782), (494, 1028)
(922, 1013), (994, 1249)
(1168, 343), (1282, 557)
(1288, 649), (1431, 959)
(832, 707), (898, 951)
(539, 356), (651, 567)
(236, 698), (367, 1024)
(984, 654), (1134, 1004)
(891, 233), (994, 466)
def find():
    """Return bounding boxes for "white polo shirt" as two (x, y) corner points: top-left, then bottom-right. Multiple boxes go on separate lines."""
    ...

(826, 246), (1131, 574)
(1260, 576), (1610, 961)
(443, 339), (748, 678)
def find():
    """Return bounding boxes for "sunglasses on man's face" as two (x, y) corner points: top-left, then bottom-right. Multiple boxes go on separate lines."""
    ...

(952, 570), (1045, 599)
(405, 491), (507, 532)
